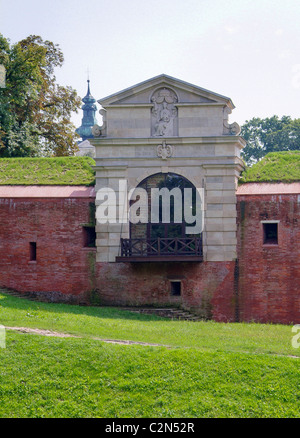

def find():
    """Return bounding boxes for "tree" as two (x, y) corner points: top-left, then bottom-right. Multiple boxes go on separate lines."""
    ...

(241, 115), (300, 165)
(0, 34), (82, 157)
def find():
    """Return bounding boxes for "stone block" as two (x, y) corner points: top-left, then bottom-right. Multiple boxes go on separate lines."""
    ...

(96, 232), (108, 239)
(205, 210), (225, 218)
(108, 238), (120, 246)
(96, 253), (109, 262)
(96, 238), (109, 246)
(95, 224), (109, 232)
(206, 251), (226, 262)
(206, 183), (224, 191)
(206, 231), (224, 245)
(206, 203), (223, 211)
(206, 176), (223, 183)
(223, 219), (237, 232)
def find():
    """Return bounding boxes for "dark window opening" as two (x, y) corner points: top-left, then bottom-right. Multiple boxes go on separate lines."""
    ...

(170, 281), (181, 296)
(83, 226), (96, 248)
(29, 242), (37, 261)
(263, 222), (278, 245)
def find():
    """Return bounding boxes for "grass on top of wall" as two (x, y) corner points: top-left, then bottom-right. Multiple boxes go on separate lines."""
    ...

(239, 151), (300, 184)
(0, 156), (96, 186)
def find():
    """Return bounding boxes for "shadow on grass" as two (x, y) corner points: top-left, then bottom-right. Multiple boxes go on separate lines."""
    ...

(0, 290), (172, 322)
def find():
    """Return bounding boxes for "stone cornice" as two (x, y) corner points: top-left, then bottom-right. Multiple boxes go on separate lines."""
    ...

(91, 136), (246, 148)
(93, 156), (245, 170)
(105, 102), (226, 108)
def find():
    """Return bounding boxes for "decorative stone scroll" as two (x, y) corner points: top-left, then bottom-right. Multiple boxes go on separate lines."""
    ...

(223, 120), (241, 135)
(92, 109), (107, 137)
(157, 140), (174, 160)
(151, 87), (178, 137)
(223, 107), (241, 135)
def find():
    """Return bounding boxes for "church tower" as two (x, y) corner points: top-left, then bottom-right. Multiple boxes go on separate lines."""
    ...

(76, 79), (98, 141)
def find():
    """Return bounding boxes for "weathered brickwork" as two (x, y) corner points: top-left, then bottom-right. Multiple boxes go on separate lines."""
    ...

(0, 196), (97, 303)
(95, 261), (236, 321)
(237, 193), (300, 324)
(0, 190), (298, 324)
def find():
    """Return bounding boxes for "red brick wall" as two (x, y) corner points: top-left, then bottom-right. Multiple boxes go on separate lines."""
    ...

(94, 261), (237, 322)
(0, 197), (97, 303)
(0, 196), (237, 319)
(1, 192), (298, 324)
(237, 194), (300, 324)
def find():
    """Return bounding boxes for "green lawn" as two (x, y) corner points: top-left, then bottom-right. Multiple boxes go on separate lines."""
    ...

(0, 291), (299, 418)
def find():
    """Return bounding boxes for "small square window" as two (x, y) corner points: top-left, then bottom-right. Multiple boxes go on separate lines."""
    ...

(263, 222), (278, 245)
(83, 226), (96, 248)
(29, 242), (37, 261)
(170, 281), (181, 296)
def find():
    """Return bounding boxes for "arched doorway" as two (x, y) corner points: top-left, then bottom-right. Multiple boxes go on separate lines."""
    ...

(119, 173), (203, 261)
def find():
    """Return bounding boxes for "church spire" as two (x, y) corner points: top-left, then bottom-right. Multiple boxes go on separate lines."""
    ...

(76, 79), (98, 142)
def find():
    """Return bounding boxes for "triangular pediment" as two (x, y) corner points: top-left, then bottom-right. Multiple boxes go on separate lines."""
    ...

(98, 74), (234, 109)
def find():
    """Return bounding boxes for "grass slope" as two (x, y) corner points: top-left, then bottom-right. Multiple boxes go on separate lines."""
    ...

(0, 157), (96, 186)
(0, 292), (297, 356)
(0, 291), (299, 418)
(1, 332), (299, 418)
(239, 151), (300, 183)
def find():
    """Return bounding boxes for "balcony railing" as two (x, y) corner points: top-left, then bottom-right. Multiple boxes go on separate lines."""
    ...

(116, 237), (203, 262)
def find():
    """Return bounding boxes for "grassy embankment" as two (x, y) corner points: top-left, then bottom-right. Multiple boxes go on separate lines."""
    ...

(0, 156), (95, 186)
(0, 291), (299, 418)
(239, 150), (300, 183)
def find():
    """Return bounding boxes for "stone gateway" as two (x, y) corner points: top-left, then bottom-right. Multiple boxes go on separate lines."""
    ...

(0, 75), (299, 324)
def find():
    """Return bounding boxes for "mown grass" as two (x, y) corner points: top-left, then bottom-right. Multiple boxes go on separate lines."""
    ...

(0, 291), (299, 418)
(0, 157), (95, 186)
(239, 150), (300, 183)
(0, 292), (298, 357)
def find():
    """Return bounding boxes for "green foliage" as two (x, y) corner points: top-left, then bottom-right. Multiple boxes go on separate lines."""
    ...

(239, 151), (300, 183)
(0, 34), (82, 157)
(241, 116), (300, 165)
(0, 291), (299, 418)
(0, 156), (95, 185)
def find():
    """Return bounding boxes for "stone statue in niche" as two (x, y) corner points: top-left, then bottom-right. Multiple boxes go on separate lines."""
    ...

(151, 88), (178, 137)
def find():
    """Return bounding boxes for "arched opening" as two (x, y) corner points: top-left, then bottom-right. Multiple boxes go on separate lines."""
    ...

(118, 173), (203, 262)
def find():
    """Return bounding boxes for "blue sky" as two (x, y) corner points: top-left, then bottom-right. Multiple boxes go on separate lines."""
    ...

(1, 0), (299, 129)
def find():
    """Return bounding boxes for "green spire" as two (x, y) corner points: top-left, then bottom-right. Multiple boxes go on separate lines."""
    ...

(76, 80), (98, 141)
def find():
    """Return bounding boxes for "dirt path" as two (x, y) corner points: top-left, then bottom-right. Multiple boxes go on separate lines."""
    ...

(4, 326), (299, 358)
(5, 326), (79, 338)
(4, 326), (169, 347)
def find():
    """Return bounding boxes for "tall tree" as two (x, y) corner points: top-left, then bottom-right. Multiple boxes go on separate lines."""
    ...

(241, 115), (300, 165)
(0, 34), (82, 157)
